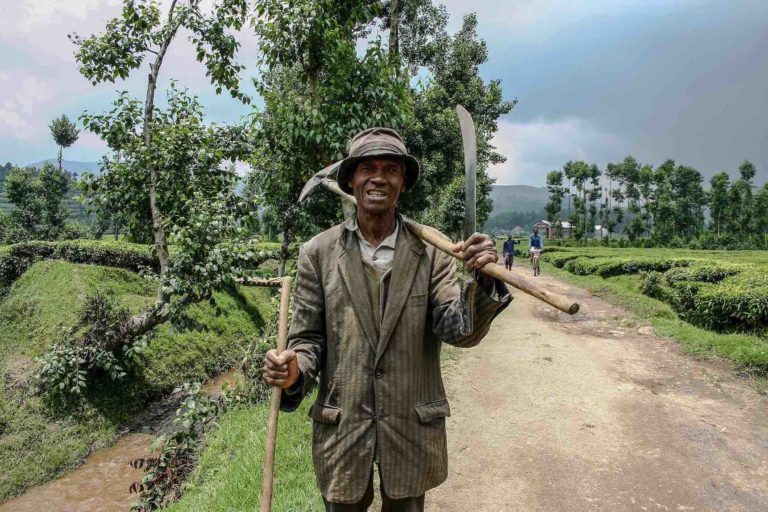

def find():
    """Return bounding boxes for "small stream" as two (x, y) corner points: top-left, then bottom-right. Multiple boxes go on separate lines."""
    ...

(0, 369), (243, 512)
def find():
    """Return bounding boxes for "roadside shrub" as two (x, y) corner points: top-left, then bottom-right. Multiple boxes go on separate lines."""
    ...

(34, 291), (132, 397)
(564, 256), (690, 278)
(665, 264), (741, 284)
(541, 252), (588, 268)
(663, 270), (768, 332)
(639, 271), (665, 299)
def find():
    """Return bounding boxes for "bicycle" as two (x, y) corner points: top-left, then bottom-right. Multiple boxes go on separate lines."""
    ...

(530, 248), (541, 276)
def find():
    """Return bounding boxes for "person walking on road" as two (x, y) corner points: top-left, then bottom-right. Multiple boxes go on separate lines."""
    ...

(502, 234), (519, 271)
(262, 127), (511, 512)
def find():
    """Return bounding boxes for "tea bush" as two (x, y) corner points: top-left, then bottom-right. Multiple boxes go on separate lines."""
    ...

(563, 256), (691, 278)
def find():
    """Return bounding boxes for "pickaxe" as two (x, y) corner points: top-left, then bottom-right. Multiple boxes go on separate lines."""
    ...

(299, 106), (580, 315)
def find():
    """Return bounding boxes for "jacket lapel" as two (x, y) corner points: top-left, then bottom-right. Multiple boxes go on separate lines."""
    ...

(377, 223), (425, 360)
(337, 229), (378, 353)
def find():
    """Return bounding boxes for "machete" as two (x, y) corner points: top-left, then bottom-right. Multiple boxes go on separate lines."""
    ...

(456, 105), (477, 242)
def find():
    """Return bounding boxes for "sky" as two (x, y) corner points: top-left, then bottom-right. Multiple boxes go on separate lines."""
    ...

(0, 0), (766, 187)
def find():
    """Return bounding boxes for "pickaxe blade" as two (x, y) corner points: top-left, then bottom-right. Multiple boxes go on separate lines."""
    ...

(299, 161), (341, 203)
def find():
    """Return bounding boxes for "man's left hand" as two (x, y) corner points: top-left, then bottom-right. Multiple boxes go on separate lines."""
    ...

(452, 232), (498, 271)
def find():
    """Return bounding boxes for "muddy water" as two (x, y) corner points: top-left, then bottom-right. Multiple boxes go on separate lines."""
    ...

(0, 369), (244, 512)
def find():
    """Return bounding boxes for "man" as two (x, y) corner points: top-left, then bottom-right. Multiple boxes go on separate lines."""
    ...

(262, 128), (511, 511)
(529, 227), (544, 260)
(502, 234), (519, 270)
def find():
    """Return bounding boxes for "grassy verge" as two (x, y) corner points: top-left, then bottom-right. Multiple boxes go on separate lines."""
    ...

(0, 259), (274, 500)
(543, 261), (768, 388)
(166, 397), (323, 512)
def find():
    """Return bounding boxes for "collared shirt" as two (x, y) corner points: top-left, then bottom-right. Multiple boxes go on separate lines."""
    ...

(344, 217), (399, 275)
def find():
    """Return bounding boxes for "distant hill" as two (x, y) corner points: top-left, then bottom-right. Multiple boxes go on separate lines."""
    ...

(489, 185), (548, 216)
(26, 159), (101, 175)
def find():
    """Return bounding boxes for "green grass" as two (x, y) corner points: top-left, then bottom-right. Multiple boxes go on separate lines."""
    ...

(0, 259), (274, 500)
(543, 261), (768, 378)
(166, 398), (323, 512)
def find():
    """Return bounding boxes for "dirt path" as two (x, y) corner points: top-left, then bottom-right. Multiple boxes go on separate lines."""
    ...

(427, 265), (768, 512)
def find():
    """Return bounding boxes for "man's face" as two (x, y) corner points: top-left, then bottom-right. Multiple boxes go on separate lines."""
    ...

(348, 157), (406, 215)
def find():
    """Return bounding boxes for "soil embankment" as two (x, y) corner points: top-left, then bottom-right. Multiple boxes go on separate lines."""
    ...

(428, 265), (768, 511)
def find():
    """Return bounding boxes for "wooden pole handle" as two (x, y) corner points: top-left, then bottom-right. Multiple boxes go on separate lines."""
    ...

(319, 180), (580, 315)
(403, 221), (580, 315)
(260, 276), (292, 512)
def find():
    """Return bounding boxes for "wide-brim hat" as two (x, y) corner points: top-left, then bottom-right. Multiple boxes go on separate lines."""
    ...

(337, 127), (420, 194)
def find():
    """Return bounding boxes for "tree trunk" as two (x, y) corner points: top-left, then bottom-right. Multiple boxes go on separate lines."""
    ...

(389, 0), (400, 67)
(58, 146), (63, 172)
(143, 11), (181, 306)
(277, 229), (291, 277)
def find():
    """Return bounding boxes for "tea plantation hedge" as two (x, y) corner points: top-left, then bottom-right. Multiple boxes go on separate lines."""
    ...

(0, 239), (282, 287)
(562, 256), (691, 278)
(663, 267), (768, 332)
(542, 249), (768, 333)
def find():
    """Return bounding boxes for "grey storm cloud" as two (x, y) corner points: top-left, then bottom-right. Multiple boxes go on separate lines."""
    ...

(445, 0), (768, 186)
(0, 0), (766, 189)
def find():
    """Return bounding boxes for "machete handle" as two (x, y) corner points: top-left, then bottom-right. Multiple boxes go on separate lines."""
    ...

(404, 221), (580, 315)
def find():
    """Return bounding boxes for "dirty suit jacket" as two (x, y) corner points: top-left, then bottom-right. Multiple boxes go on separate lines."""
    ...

(280, 217), (511, 503)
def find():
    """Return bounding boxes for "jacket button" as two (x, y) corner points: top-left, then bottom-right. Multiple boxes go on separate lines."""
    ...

(374, 369), (384, 379)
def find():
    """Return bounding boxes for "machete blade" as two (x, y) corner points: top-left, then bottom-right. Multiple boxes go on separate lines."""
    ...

(456, 105), (477, 242)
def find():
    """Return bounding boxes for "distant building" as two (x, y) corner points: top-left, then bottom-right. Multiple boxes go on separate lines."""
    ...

(534, 220), (573, 239)
(595, 225), (609, 238)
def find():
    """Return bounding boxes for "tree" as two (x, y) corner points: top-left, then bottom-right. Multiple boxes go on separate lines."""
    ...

(72, 0), (252, 348)
(72, 0), (249, 305)
(3, 163), (69, 242)
(730, 160), (757, 237)
(400, 13), (516, 238)
(49, 115), (79, 171)
(545, 170), (565, 239)
(563, 161), (599, 240)
(649, 159), (675, 240)
(709, 172), (730, 235)
(670, 164), (705, 238)
(249, 0), (410, 274)
(637, 164), (654, 236)
(754, 183), (768, 248)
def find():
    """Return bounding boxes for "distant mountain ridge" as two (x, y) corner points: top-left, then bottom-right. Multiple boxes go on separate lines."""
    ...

(26, 159), (101, 174)
(489, 185), (548, 216)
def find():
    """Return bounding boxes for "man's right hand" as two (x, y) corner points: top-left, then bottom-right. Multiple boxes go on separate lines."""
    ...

(262, 349), (300, 389)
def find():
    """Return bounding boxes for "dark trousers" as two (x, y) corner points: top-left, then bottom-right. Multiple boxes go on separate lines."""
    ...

(323, 469), (425, 512)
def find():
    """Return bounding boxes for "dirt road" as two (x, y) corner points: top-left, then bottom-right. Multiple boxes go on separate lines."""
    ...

(427, 267), (768, 512)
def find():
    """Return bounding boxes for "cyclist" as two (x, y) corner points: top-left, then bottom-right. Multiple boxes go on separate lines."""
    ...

(529, 227), (544, 254)
(502, 234), (519, 270)
(528, 228), (544, 276)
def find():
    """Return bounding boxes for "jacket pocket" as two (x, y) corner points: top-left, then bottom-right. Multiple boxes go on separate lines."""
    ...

(309, 401), (342, 425)
(414, 398), (451, 423)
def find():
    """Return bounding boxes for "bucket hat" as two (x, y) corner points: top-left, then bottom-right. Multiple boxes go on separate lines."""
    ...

(337, 127), (420, 194)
